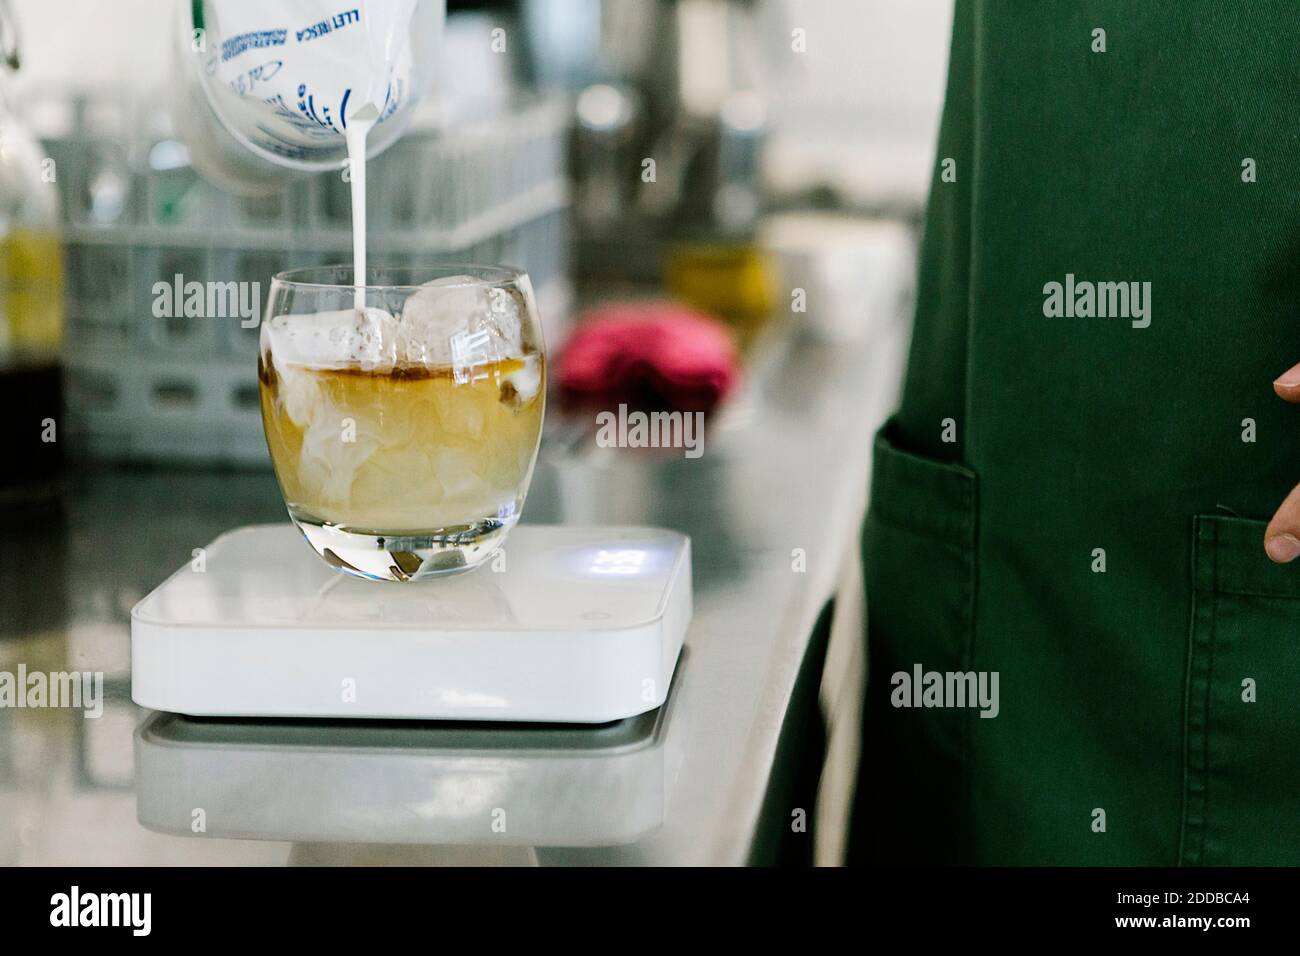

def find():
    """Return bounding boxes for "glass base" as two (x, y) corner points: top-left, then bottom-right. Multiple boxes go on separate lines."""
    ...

(290, 513), (513, 582)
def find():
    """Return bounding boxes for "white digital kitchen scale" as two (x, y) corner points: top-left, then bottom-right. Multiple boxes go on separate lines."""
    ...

(131, 524), (691, 723)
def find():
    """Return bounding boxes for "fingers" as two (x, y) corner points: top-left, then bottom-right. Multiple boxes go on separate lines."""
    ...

(1273, 361), (1300, 403)
(1268, 362), (1300, 561)
(1265, 481), (1300, 562)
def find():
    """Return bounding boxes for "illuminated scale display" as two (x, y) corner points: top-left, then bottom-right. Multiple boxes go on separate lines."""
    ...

(131, 525), (691, 723)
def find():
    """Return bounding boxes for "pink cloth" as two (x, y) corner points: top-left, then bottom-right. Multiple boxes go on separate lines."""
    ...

(557, 303), (740, 414)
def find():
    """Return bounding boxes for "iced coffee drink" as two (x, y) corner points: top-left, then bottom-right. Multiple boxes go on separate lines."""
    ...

(258, 267), (545, 581)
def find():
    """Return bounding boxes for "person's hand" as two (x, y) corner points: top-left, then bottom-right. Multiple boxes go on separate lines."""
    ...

(1265, 362), (1300, 561)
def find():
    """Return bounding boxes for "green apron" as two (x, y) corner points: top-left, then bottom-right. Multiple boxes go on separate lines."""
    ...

(853, 0), (1300, 865)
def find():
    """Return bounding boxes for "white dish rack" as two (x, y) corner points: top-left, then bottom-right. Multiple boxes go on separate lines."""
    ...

(42, 93), (571, 465)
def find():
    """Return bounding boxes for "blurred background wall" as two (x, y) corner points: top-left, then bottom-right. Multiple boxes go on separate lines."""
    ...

(758, 0), (952, 208)
(8, 0), (169, 95)
(10, 0), (952, 205)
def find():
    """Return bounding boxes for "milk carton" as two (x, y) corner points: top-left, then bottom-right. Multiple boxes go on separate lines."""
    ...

(174, 0), (443, 195)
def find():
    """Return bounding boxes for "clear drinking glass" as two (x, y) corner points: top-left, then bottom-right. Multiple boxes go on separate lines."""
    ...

(258, 264), (546, 581)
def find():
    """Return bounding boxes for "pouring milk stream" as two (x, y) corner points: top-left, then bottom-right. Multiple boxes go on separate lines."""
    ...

(345, 113), (374, 309)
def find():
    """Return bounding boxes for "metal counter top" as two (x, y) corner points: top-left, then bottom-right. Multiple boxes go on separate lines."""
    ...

(0, 318), (906, 866)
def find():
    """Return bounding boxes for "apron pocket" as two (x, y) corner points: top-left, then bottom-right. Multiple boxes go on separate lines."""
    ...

(1181, 513), (1300, 865)
(856, 419), (977, 863)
